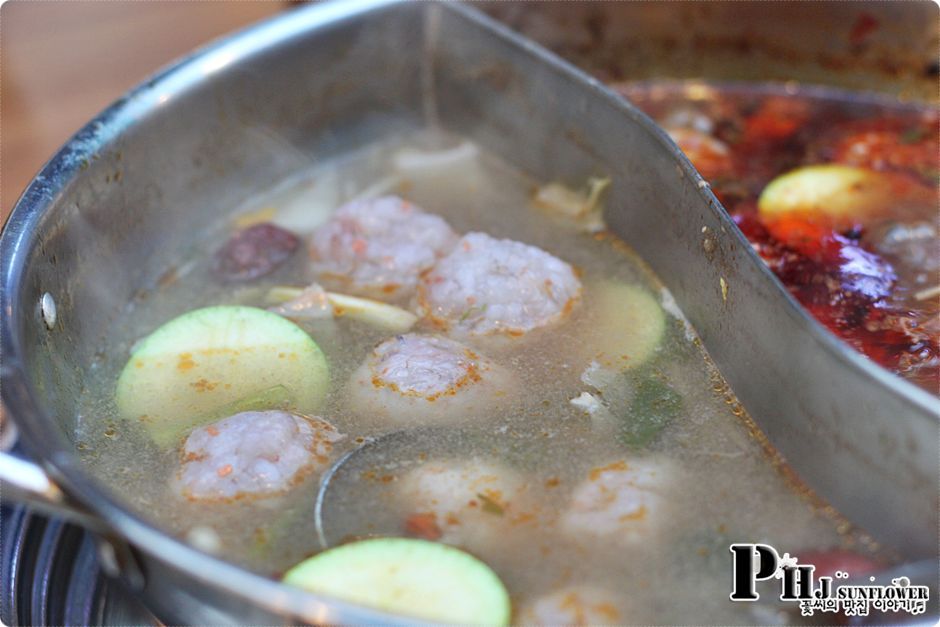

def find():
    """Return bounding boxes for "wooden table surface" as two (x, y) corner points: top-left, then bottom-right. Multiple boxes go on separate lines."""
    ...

(1, 1), (288, 222)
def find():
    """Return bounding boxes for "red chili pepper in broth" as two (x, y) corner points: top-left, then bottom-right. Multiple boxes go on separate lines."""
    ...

(665, 127), (735, 180)
(763, 215), (833, 258)
(799, 549), (882, 579)
(404, 512), (442, 540)
(697, 90), (938, 390)
(832, 129), (939, 181)
(848, 13), (879, 47)
(743, 97), (811, 143)
(793, 550), (882, 626)
(733, 211), (915, 372)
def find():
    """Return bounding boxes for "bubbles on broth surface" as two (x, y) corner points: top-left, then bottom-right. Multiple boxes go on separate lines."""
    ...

(77, 131), (876, 624)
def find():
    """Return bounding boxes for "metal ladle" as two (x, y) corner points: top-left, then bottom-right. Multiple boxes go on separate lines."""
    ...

(314, 426), (529, 549)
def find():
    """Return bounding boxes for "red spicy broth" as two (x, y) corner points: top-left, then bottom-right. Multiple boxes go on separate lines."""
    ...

(620, 82), (939, 392)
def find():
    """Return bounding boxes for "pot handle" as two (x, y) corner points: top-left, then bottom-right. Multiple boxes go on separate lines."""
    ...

(0, 410), (146, 590)
(0, 413), (110, 534)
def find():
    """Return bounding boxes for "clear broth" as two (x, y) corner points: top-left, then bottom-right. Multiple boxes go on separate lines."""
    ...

(76, 131), (873, 624)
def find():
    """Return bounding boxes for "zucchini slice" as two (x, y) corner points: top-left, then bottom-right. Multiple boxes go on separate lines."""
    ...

(580, 281), (666, 370)
(283, 538), (511, 625)
(758, 164), (934, 227)
(115, 306), (329, 447)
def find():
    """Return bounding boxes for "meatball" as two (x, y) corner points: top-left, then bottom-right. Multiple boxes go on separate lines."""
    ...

(418, 232), (582, 336)
(517, 586), (626, 626)
(398, 459), (530, 548)
(347, 334), (516, 426)
(175, 410), (344, 502)
(560, 458), (675, 546)
(309, 196), (458, 300)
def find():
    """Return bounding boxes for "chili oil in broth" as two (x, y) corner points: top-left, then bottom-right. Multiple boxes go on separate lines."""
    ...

(622, 82), (939, 393)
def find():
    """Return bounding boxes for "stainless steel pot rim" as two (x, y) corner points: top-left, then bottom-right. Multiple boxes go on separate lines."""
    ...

(619, 77), (938, 113)
(0, 0), (936, 623)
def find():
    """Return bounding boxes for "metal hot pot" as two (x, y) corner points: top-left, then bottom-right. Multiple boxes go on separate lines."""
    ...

(1, 1), (937, 623)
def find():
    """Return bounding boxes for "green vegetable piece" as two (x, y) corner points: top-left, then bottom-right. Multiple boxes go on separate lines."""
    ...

(899, 127), (927, 144)
(582, 281), (666, 371)
(459, 303), (487, 323)
(115, 306), (329, 447)
(283, 538), (511, 625)
(620, 373), (682, 449)
(476, 492), (505, 516)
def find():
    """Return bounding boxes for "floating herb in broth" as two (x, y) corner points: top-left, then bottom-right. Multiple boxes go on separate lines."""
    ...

(76, 131), (878, 624)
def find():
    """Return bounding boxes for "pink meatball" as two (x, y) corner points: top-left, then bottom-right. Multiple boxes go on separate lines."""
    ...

(418, 232), (581, 336)
(517, 586), (627, 626)
(175, 410), (344, 502)
(347, 333), (516, 426)
(561, 458), (676, 546)
(309, 196), (458, 300)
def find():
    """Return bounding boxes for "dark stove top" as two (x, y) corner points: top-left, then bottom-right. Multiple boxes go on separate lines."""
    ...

(1, 503), (157, 626)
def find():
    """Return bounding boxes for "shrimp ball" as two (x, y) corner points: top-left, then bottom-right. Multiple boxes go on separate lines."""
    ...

(398, 459), (530, 549)
(418, 232), (582, 337)
(561, 458), (676, 546)
(309, 195), (458, 300)
(347, 334), (516, 426)
(516, 586), (626, 626)
(174, 410), (344, 502)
